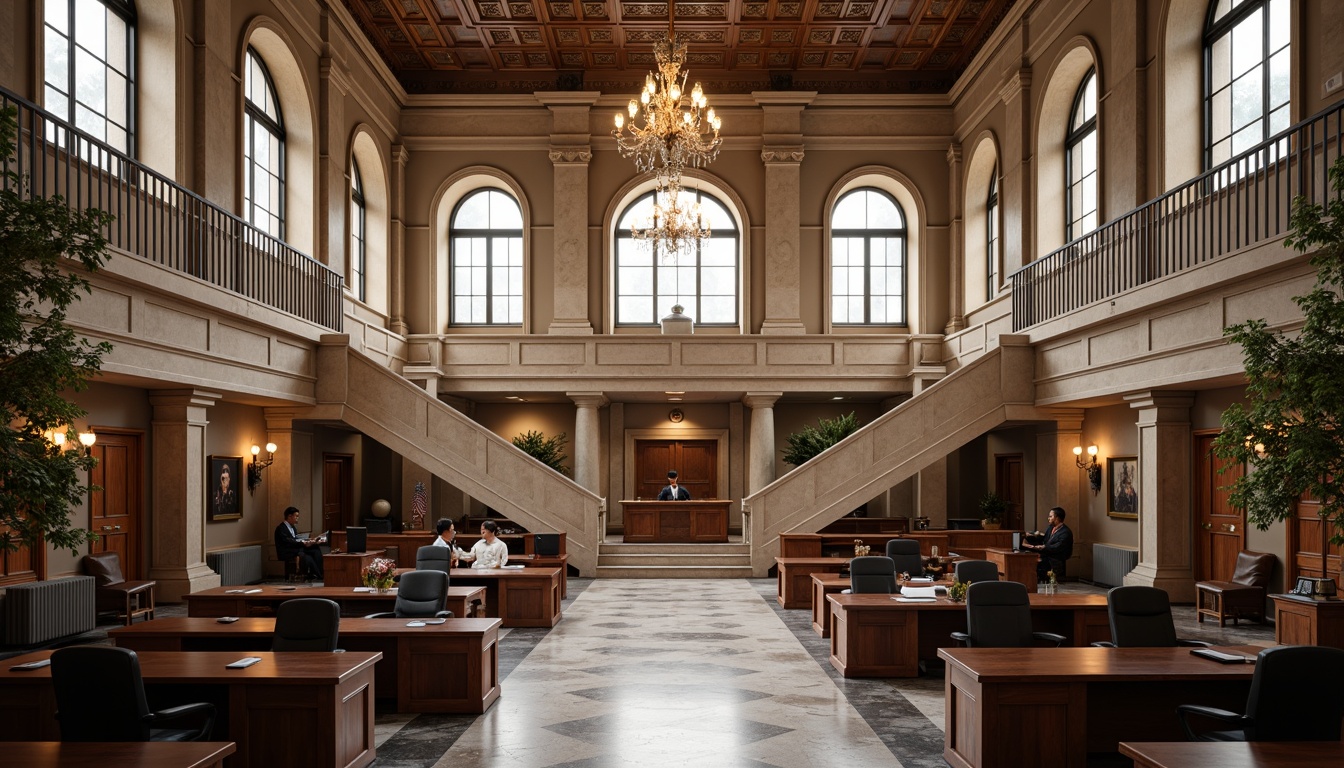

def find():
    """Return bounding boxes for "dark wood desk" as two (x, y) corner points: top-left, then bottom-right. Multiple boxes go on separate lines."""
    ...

(779, 530), (1019, 561)
(5, 741), (236, 768)
(184, 584), (485, 621)
(1271, 594), (1344, 650)
(811, 575), (850, 637)
(0, 650), (380, 768)
(449, 567), (562, 628)
(1120, 741), (1344, 768)
(331, 531), (567, 568)
(621, 500), (729, 542)
(109, 616), (501, 714)
(939, 645), (1261, 768)
(776, 557), (849, 609)
(323, 550), (385, 588)
(828, 592), (1110, 678)
(984, 547), (1039, 591)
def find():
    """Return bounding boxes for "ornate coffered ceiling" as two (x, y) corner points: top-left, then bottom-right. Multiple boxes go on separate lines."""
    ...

(343, 0), (1017, 94)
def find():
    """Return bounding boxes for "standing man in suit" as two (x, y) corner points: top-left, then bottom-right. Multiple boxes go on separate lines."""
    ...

(657, 470), (691, 501)
(274, 506), (324, 579)
(1023, 506), (1073, 581)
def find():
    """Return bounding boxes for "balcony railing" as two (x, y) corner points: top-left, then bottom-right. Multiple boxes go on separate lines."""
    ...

(1011, 99), (1344, 330)
(0, 87), (342, 331)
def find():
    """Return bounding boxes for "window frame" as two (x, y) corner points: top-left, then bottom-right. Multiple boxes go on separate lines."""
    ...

(243, 47), (286, 239)
(42, 0), (137, 157)
(986, 172), (999, 301)
(349, 161), (366, 303)
(1064, 68), (1098, 242)
(449, 188), (525, 327)
(829, 187), (909, 327)
(1202, 0), (1291, 171)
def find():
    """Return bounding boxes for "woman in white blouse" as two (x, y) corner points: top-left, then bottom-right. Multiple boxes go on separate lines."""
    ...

(460, 519), (509, 569)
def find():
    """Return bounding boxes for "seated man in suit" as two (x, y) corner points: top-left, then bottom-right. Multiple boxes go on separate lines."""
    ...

(274, 506), (325, 579)
(432, 517), (467, 567)
(657, 470), (691, 501)
(1023, 506), (1073, 581)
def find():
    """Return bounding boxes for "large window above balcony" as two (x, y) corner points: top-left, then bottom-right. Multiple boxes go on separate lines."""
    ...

(1205, 0), (1290, 170)
(43, 0), (135, 157)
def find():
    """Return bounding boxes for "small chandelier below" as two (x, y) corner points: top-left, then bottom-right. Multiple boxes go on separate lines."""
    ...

(631, 181), (710, 263)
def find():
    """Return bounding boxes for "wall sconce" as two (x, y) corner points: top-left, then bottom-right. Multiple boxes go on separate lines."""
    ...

(46, 428), (95, 454)
(78, 431), (96, 454)
(1074, 444), (1102, 494)
(248, 442), (277, 494)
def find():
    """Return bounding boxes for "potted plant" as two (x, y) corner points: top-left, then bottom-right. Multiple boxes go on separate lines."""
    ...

(978, 492), (1007, 530)
(782, 412), (860, 467)
(511, 430), (570, 476)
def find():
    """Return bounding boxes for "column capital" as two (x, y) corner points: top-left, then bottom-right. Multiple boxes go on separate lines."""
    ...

(319, 56), (352, 97)
(1038, 408), (1086, 433)
(548, 148), (593, 164)
(761, 147), (805, 164)
(946, 142), (963, 166)
(392, 143), (409, 168)
(1124, 390), (1195, 417)
(567, 392), (609, 409)
(534, 92), (602, 108)
(742, 392), (782, 409)
(149, 389), (221, 410)
(999, 68), (1032, 104)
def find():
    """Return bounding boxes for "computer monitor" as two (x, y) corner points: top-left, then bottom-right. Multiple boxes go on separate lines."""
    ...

(1011, 531), (1022, 552)
(346, 526), (367, 554)
(533, 532), (560, 556)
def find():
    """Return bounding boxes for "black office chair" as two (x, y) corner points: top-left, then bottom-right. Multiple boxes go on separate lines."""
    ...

(51, 646), (215, 742)
(414, 545), (453, 574)
(885, 538), (924, 577)
(273, 598), (342, 652)
(364, 569), (454, 619)
(1092, 585), (1211, 648)
(953, 559), (999, 584)
(1178, 645), (1344, 741)
(848, 556), (896, 594)
(950, 580), (1066, 648)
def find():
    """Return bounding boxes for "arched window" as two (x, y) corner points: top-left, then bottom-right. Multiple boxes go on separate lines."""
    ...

(43, 0), (136, 156)
(451, 189), (523, 325)
(615, 188), (739, 327)
(830, 188), (906, 326)
(1204, 0), (1290, 169)
(244, 47), (285, 239)
(986, 173), (999, 301)
(1065, 69), (1098, 242)
(349, 162), (366, 302)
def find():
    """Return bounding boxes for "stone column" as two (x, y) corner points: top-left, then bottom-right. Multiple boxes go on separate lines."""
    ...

(539, 92), (600, 334)
(318, 56), (350, 270)
(754, 92), (816, 334)
(389, 144), (409, 335)
(1123, 391), (1197, 602)
(743, 392), (782, 493)
(148, 389), (223, 600)
(190, 0), (235, 204)
(1036, 409), (1085, 535)
(568, 392), (608, 493)
(945, 142), (966, 333)
(998, 70), (1033, 271)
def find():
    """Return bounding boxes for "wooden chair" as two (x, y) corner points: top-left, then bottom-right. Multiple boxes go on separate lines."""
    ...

(81, 551), (155, 626)
(1195, 551), (1275, 626)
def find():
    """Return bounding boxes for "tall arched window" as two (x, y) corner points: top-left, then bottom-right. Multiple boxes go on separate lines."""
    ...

(615, 188), (739, 326)
(986, 173), (999, 301)
(830, 188), (906, 325)
(349, 162), (366, 302)
(43, 0), (136, 156)
(244, 47), (285, 239)
(451, 189), (523, 325)
(1065, 69), (1098, 242)
(1204, 0), (1290, 169)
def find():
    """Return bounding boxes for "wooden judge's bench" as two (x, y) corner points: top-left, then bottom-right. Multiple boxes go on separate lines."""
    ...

(621, 500), (729, 542)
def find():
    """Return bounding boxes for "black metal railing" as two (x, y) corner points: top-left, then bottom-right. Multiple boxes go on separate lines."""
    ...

(0, 87), (343, 331)
(1011, 99), (1344, 330)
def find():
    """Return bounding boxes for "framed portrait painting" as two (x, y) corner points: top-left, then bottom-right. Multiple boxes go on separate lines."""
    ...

(1108, 457), (1139, 519)
(208, 455), (243, 521)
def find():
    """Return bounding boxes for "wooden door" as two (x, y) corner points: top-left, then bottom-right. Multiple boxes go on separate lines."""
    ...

(635, 440), (717, 500)
(1194, 431), (1245, 582)
(995, 454), (1024, 530)
(1287, 490), (1343, 591)
(322, 454), (353, 532)
(0, 520), (43, 586)
(89, 429), (144, 577)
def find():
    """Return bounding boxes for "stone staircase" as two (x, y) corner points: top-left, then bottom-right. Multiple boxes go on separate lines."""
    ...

(595, 541), (754, 578)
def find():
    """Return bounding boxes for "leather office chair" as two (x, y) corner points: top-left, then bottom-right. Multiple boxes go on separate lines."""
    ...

(415, 544), (453, 574)
(364, 569), (454, 619)
(1093, 585), (1211, 648)
(1195, 551), (1275, 626)
(950, 580), (1066, 648)
(848, 556), (896, 594)
(81, 551), (156, 626)
(1178, 645), (1344, 741)
(273, 598), (341, 652)
(51, 646), (215, 742)
(885, 539), (924, 577)
(953, 559), (999, 584)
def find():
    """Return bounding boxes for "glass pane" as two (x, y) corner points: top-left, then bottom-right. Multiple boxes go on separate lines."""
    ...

(832, 192), (866, 229)
(470, 296), (486, 323)
(454, 266), (472, 287)
(701, 266), (734, 294)
(45, 29), (69, 92)
(1268, 49), (1290, 111)
(491, 296), (508, 321)
(507, 266), (522, 296)
(847, 265), (864, 295)
(620, 266), (652, 295)
(1230, 8), (1263, 78)
(46, 0), (68, 33)
(1268, 104), (1289, 136)
(107, 71), (127, 126)
(832, 237), (850, 266)
(1231, 68), (1263, 132)
(508, 297), (522, 323)
(509, 237), (522, 264)
(75, 0), (106, 59)
(698, 195), (735, 230)
(867, 192), (902, 228)
(871, 296), (887, 322)
(618, 195), (654, 228)
(1210, 36), (1231, 92)
(106, 14), (127, 73)
(871, 265), (886, 293)
(831, 266), (846, 294)
(107, 123), (126, 154)
(848, 296), (864, 321)
(1268, 0), (1289, 51)
(1211, 87), (1231, 143)
(470, 266), (486, 295)
(887, 238), (905, 266)
(618, 239), (653, 267)
(75, 104), (103, 140)
(454, 192), (489, 228)
(1231, 121), (1261, 155)
(618, 296), (650, 323)
(1081, 131), (1097, 175)
(700, 237), (735, 266)
(885, 267), (902, 296)
(453, 297), (471, 322)
(488, 190), (523, 228)
(700, 296), (734, 323)
(74, 48), (105, 112)
(831, 296), (846, 323)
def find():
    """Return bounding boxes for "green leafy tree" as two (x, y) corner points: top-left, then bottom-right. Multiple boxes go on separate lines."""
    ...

(0, 105), (113, 554)
(512, 430), (570, 476)
(1212, 156), (1344, 542)
(782, 412), (860, 467)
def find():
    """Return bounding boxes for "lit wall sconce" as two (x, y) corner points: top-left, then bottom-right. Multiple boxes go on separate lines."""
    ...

(78, 430), (96, 454)
(46, 427), (96, 454)
(248, 442), (277, 494)
(1074, 444), (1102, 494)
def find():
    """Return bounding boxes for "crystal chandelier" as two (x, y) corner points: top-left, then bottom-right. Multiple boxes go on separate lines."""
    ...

(612, 2), (722, 186)
(631, 179), (711, 262)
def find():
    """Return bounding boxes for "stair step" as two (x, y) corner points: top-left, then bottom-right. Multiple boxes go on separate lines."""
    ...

(598, 553), (751, 567)
(595, 564), (756, 579)
(599, 542), (751, 556)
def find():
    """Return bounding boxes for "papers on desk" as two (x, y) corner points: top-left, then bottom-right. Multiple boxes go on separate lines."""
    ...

(224, 588), (262, 593)
(353, 586), (396, 593)
(900, 585), (942, 599)
(502, 564), (526, 569)
(907, 577), (934, 583)
(894, 597), (936, 602)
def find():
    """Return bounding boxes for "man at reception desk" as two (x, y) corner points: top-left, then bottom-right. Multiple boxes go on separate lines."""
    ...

(657, 470), (691, 501)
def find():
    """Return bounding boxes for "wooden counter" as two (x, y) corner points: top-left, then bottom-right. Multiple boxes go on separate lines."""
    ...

(449, 567), (563, 628)
(620, 500), (729, 543)
(329, 530), (567, 568)
(984, 547), (1039, 591)
(1271, 594), (1344, 649)
(323, 550), (385, 588)
(184, 584), (485, 621)
(775, 557), (849, 609)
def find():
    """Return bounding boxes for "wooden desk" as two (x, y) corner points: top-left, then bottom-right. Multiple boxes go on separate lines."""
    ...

(776, 557), (849, 609)
(0, 651), (380, 768)
(185, 584), (485, 621)
(110, 616), (501, 714)
(985, 547), (1039, 591)
(828, 592), (1110, 678)
(811, 575), (850, 637)
(1120, 741), (1344, 768)
(1271, 594), (1344, 649)
(620, 500), (729, 542)
(323, 550), (385, 588)
(4, 742), (236, 768)
(510, 553), (570, 597)
(330, 531), (569, 568)
(778, 530), (1019, 561)
(939, 645), (1260, 768)
(449, 567), (562, 628)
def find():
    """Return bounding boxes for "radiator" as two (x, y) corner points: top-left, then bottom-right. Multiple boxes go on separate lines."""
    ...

(2, 576), (96, 645)
(1093, 543), (1139, 587)
(207, 545), (265, 585)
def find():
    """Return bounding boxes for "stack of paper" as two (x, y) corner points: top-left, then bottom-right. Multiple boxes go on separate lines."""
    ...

(900, 585), (942, 599)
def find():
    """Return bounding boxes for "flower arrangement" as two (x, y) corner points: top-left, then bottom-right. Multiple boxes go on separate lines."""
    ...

(853, 539), (871, 557)
(1046, 570), (1058, 586)
(1040, 570), (1058, 595)
(948, 579), (969, 603)
(362, 557), (397, 592)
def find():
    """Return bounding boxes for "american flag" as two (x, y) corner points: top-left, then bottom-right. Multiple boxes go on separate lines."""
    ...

(411, 482), (428, 530)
